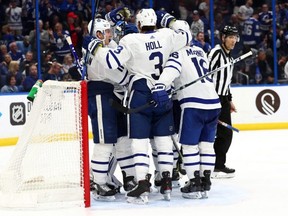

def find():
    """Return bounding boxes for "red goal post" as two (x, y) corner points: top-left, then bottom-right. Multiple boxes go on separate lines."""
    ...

(0, 80), (90, 208)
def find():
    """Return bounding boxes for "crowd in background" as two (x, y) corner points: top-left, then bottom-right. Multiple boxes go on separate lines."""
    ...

(0, 0), (288, 93)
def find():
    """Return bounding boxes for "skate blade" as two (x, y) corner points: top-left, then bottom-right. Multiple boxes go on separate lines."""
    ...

(182, 191), (202, 199)
(211, 172), (235, 179)
(92, 192), (116, 202)
(172, 180), (181, 188)
(162, 191), (171, 201)
(126, 194), (149, 204)
(201, 191), (209, 199)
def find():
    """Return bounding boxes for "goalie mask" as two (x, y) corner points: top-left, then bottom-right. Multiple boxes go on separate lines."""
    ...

(136, 8), (157, 29)
(88, 18), (111, 41)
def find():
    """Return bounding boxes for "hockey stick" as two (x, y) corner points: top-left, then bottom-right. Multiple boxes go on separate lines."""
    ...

(109, 99), (156, 114)
(218, 120), (239, 133)
(171, 135), (183, 160)
(65, 35), (83, 78)
(82, 0), (100, 79)
(110, 51), (253, 114)
(171, 135), (186, 175)
(173, 51), (253, 93)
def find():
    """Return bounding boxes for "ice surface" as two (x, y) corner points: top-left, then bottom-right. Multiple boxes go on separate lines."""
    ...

(0, 129), (288, 216)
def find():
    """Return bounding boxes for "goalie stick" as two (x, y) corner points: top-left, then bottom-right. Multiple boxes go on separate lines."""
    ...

(111, 51), (253, 114)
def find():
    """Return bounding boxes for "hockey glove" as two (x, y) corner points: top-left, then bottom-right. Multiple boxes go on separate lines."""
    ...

(88, 38), (103, 56)
(156, 10), (176, 29)
(105, 6), (131, 26)
(82, 35), (96, 50)
(151, 83), (170, 107)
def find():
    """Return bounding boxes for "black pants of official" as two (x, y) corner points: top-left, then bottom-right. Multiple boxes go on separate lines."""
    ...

(214, 96), (233, 169)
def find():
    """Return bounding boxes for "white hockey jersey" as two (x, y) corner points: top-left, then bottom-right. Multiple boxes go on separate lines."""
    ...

(86, 39), (129, 86)
(158, 45), (221, 110)
(95, 22), (191, 90)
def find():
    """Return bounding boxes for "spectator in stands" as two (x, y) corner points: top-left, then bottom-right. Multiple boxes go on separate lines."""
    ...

(22, 64), (38, 92)
(5, 0), (23, 39)
(190, 10), (204, 38)
(198, 0), (210, 20)
(0, 54), (12, 75)
(29, 20), (50, 61)
(242, 9), (262, 50)
(258, 3), (273, 37)
(277, 2), (288, 29)
(21, 0), (36, 36)
(43, 60), (63, 81)
(62, 53), (74, 74)
(41, 51), (53, 74)
(8, 60), (23, 90)
(1, 25), (15, 44)
(49, 22), (71, 63)
(16, 35), (31, 55)
(277, 54), (287, 81)
(66, 12), (82, 57)
(237, 0), (254, 30)
(257, 49), (274, 84)
(19, 51), (35, 76)
(0, 73), (19, 93)
(178, 0), (188, 20)
(0, 44), (8, 63)
(8, 42), (24, 62)
(191, 31), (211, 53)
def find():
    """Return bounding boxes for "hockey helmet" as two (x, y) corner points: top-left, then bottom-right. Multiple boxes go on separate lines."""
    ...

(88, 18), (111, 37)
(136, 8), (157, 28)
(171, 20), (190, 33)
(221, 25), (240, 42)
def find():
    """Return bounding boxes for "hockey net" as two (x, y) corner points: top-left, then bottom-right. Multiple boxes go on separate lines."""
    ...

(0, 80), (90, 208)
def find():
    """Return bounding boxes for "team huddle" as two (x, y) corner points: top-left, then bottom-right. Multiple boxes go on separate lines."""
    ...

(83, 6), (239, 204)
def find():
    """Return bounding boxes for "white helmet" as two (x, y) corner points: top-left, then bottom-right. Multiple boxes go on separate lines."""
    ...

(171, 20), (190, 33)
(88, 18), (111, 37)
(136, 8), (157, 28)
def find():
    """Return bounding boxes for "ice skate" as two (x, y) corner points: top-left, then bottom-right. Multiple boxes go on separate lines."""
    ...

(126, 174), (151, 204)
(171, 168), (181, 188)
(201, 170), (211, 199)
(160, 171), (172, 201)
(122, 171), (137, 192)
(91, 183), (117, 201)
(181, 171), (202, 199)
(211, 166), (235, 179)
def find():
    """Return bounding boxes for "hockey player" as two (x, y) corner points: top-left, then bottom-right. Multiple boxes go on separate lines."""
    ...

(86, 8), (192, 204)
(84, 18), (134, 201)
(208, 25), (239, 179)
(151, 22), (221, 199)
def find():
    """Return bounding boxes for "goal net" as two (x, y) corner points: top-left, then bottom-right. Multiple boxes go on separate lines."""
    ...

(0, 80), (90, 208)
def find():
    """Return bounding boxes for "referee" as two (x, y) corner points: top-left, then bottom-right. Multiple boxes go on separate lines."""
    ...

(207, 25), (239, 179)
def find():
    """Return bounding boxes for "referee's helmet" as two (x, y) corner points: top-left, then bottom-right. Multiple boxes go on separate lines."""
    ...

(221, 25), (240, 42)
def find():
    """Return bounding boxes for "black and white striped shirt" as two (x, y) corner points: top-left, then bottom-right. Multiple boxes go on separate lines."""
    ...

(207, 44), (234, 99)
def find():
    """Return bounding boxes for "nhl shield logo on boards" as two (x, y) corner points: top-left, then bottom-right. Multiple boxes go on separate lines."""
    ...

(10, 102), (26, 125)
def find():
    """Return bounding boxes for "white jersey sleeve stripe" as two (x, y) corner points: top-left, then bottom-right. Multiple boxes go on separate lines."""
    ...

(107, 50), (122, 69)
(164, 65), (181, 74)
